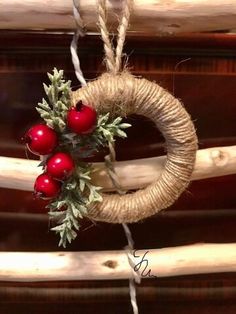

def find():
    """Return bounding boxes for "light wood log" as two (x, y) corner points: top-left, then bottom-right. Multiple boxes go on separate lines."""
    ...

(0, 145), (236, 192)
(1, 0), (236, 34)
(0, 243), (236, 281)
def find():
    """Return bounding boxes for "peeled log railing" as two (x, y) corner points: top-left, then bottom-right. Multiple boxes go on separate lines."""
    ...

(1, 244), (236, 282)
(1, 2), (236, 286)
(0, 145), (235, 192)
(0, 145), (236, 281)
(1, 0), (236, 34)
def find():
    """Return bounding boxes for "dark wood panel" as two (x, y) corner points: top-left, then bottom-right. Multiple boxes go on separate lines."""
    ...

(1, 31), (236, 313)
(0, 208), (236, 251)
(1, 303), (236, 314)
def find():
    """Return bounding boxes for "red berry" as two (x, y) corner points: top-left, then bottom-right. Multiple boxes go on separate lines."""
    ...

(67, 101), (97, 134)
(46, 152), (75, 180)
(22, 124), (57, 156)
(34, 173), (61, 199)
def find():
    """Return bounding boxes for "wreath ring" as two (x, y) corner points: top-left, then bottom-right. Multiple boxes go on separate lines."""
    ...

(72, 72), (198, 223)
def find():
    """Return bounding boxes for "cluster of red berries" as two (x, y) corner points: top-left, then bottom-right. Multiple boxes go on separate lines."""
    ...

(23, 102), (97, 199)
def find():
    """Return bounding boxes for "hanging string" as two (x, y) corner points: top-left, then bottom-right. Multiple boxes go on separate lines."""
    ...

(71, 0), (140, 311)
(122, 223), (141, 314)
(97, 2), (140, 309)
(97, 0), (132, 74)
(104, 142), (126, 195)
(96, 3), (141, 310)
(115, 0), (132, 72)
(71, 0), (87, 86)
(104, 143), (141, 314)
(97, 0), (116, 74)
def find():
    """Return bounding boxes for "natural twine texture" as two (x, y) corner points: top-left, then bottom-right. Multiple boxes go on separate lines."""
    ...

(105, 145), (140, 314)
(71, 0), (198, 223)
(97, 0), (132, 74)
(72, 72), (198, 223)
(71, 3), (140, 313)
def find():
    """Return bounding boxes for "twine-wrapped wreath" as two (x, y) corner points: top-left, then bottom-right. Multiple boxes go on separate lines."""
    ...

(71, 0), (198, 224)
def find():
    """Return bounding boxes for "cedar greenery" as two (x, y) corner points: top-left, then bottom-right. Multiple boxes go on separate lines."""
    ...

(36, 68), (131, 247)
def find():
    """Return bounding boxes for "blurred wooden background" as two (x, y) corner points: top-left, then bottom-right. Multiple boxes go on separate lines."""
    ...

(0, 31), (236, 313)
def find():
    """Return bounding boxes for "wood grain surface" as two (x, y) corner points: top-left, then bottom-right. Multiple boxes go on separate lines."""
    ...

(1, 0), (236, 34)
(0, 31), (236, 313)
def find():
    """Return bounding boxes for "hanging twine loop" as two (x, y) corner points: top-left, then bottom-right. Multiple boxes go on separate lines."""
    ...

(70, 3), (140, 313)
(97, 0), (132, 74)
(72, 0), (198, 223)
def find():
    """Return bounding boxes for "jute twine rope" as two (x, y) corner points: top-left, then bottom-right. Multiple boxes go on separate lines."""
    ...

(97, 0), (131, 74)
(105, 143), (141, 314)
(72, 0), (198, 224)
(71, 3), (140, 314)
(105, 141), (140, 314)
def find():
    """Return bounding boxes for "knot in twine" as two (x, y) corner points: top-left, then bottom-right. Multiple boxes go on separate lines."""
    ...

(71, 0), (198, 223)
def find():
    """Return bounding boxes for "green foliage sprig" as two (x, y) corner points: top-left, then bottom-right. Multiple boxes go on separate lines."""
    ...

(36, 68), (131, 247)
(61, 113), (130, 158)
(47, 163), (102, 247)
(36, 68), (71, 132)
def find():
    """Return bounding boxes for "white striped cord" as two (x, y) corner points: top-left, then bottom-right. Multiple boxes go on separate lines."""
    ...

(122, 223), (141, 314)
(71, 2), (140, 313)
(71, 0), (87, 86)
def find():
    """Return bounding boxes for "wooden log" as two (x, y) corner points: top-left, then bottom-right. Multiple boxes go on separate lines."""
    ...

(1, 0), (236, 34)
(0, 243), (236, 281)
(0, 145), (236, 192)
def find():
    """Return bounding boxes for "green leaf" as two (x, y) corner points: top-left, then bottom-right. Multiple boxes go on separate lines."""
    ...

(112, 116), (122, 125)
(38, 99), (51, 111)
(87, 185), (102, 203)
(59, 81), (71, 92)
(116, 129), (127, 138)
(77, 204), (88, 215)
(51, 225), (64, 232)
(98, 113), (110, 125)
(71, 217), (80, 230)
(70, 203), (83, 219)
(48, 211), (66, 217)
(65, 229), (77, 244)
(79, 179), (85, 192)
(79, 173), (91, 181)
(55, 100), (68, 111)
(101, 128), (112, 141)
(92, 191), (103, 203)
(44, 119), (54, 128)
(48, 200), (66, 210)
(36, 107), (51, 118)
(119, 123), (131, 129)
(59, 237), (66, 248)
(43, 83), (49, 95)
(48, 73), (54, 82)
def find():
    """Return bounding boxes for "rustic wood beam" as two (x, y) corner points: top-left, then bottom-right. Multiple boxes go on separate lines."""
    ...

(0, 145), (235, 192)
(2, 286), (236, 303)
(0, 243), (236, 281)
(1, 0), (236, 34)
